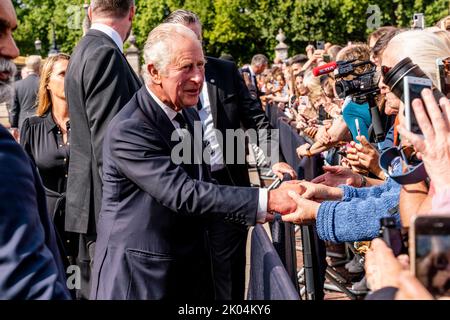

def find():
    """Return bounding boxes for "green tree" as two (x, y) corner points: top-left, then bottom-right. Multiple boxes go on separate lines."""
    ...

(12, 0), (450, 62)
(13, 0), (84, 56)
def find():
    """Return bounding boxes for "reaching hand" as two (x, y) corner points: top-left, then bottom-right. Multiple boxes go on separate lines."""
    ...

(296, 180), (343, 201)
(397, 89), (450, 189)
(267, 181), (305, 214)
(352, 136), (384, 179)
(296, 143), (312, 158)
(271, 162), (297, 180)
(315, 127), (332, 146)
(365, 238), (403, 291)
(311, 165), (361, 187)
(280, 191), (319, 225)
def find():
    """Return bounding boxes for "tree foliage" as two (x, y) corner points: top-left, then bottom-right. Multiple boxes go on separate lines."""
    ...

(12, 0), (449, 64)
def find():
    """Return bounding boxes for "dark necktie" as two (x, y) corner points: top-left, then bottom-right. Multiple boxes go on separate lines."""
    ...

(174, 111), (204, 179)
(174, 112), (190, 133)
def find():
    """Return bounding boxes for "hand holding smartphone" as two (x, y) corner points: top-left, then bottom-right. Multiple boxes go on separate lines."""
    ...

(355, 118), (361, 138)
(403, 76), (433, 134)
(316, 41), (325, 50)
(409, 215), (450, 298)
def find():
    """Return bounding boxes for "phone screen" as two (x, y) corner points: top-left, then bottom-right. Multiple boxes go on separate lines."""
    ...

(412, 216), (450, 298)
(415, 233), (450, 298)
(316, 41), (325, 50)
(403, 77), (433, 134)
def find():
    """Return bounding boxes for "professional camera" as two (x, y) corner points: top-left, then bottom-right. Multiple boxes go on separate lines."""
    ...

(335, 60), (386, 142)
(333, 60), (379, 100)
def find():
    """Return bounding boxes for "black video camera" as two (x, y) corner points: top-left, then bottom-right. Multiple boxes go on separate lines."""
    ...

(334, 60), (379, 100)
(334, 60), (386, 142)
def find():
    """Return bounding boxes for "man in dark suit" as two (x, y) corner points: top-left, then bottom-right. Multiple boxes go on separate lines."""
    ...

(163, 10), (296, 300)
(0, 0), (69, 299)
(9, 55), (41, 137)
(64, 0), (141, 298)
(240, 54), (269, 101)
(91, 23), (301, 300)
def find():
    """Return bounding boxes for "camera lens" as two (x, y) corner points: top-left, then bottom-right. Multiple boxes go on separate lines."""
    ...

(335, 80), (356, 99)
(383, 57), (428, 99)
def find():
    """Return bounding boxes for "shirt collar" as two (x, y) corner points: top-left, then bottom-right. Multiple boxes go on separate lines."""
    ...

(145, 85), (179, 121)
(90, 23), (124, 52)
(43, 111), (70, 134)
(44, 111), (57, 133)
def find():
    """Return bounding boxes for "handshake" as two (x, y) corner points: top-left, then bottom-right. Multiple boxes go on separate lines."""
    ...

(265, 181), (317, 225)
(264, 180), (344, 225)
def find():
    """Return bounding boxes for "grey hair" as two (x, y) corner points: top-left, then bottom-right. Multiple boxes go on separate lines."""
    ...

(25, 55), (41, 73)
(163, 9), (201, 26)
(142, 23), (202, 83)
(384, 30), (450, 86)
(251, 54), (269, 67)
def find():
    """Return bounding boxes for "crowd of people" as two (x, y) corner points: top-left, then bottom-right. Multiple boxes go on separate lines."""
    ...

(0, 0), (449, 300)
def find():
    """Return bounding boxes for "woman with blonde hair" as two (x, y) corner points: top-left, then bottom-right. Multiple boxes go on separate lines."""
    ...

(20, 53), (75, 267)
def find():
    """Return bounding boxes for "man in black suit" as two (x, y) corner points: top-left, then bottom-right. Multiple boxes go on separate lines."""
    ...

(0, 0), (69, 299)
(64, 0), (141, 298)
(9, 55), (41, 137)
(240, 54), (269, 101)
(91, 23), (301, 300)
(164, 10), (296, 300)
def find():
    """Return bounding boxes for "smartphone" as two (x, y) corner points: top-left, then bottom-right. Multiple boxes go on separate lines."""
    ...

(403, 76), (433, 134)
(288, 95), (297, 109)
(380, 217), (404, 257)
(412, 13), (425, 29)
(354, 118), (361, 138)
(409, 215), (450, 298)
(316, 41), (325, 50)
(299, 96), (309, 107)
(436, 57), (450, 98)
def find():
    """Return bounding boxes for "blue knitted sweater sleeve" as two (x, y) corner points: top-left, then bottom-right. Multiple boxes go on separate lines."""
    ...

(316, 179), (401, 243)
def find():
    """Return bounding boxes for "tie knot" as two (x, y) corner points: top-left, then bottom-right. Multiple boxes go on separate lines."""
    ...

(174, 113), (188, 130)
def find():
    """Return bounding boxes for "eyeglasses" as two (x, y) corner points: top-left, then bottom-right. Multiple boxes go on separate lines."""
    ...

(381, 65), (392, 78)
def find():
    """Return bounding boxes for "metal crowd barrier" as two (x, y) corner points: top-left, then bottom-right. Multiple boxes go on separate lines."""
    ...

(248, 103), (339, 300)
(247, 224), (300, 300)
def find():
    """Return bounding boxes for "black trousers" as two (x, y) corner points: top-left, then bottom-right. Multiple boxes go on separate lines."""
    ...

(75, 234), (96, 300)
(209, 167), (248, 300)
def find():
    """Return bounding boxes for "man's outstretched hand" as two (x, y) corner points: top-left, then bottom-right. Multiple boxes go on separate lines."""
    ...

(267, 181), (305, 214)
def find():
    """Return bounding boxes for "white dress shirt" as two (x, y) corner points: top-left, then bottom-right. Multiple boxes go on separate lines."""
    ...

(90, 23), (124, 52)
(146, 85), (268, 223)
(198, 82), (225, 172)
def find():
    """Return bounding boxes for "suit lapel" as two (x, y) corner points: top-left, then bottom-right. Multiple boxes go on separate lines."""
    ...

(137, 88), (179, 149)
